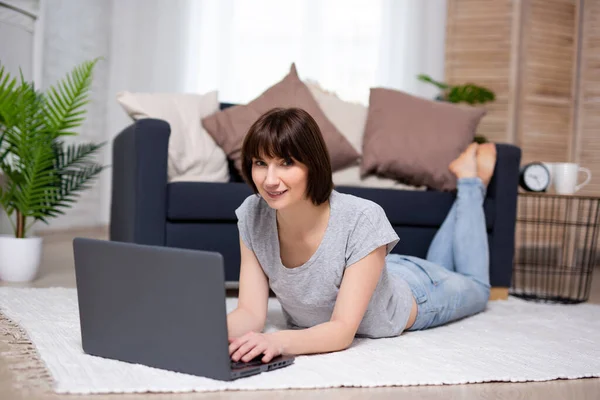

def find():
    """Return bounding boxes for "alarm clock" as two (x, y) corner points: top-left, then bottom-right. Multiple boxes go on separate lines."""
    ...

(519, 162), (551, 192)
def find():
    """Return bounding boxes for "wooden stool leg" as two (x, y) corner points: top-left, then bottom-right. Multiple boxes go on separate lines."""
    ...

(489, 287), (509, 300)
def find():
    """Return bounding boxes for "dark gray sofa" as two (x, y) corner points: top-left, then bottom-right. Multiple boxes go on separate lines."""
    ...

(109, 105), (522, 292)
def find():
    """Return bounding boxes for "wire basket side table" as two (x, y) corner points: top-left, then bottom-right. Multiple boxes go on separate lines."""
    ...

(510, 193), (600, 303)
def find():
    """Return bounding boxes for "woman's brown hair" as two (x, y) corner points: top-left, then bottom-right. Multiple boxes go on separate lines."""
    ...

(241, 107), (333, 205)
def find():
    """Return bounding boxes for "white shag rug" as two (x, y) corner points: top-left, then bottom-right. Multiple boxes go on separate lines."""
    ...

(0, 287), (599, 394)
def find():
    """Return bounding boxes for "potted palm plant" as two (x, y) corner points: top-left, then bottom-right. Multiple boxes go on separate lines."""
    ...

(0, 59), (105, 282)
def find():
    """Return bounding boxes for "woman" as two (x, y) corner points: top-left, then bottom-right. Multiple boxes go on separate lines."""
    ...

(227, 107), (496, 364)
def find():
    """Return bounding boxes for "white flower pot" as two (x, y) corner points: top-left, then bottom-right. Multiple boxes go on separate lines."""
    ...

(0, 235), (43, 282)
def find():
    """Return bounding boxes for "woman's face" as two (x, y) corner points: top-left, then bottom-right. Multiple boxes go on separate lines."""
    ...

(251, 154), (309, 211)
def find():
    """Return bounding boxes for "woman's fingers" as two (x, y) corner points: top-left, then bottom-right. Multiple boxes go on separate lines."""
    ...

(229, 334), (250, 356)
(241, 342), (267, 363)
(229, 333), (276, 363)
(261, 349), (275, 363)
(232, 339), (258, 361)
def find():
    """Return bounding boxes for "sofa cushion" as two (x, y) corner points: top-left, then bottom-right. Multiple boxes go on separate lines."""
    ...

(335, 186), (494, 230)
(201, 64), (360, 174)
(361, 88), (486, 191)
(167, 183), (493, 230)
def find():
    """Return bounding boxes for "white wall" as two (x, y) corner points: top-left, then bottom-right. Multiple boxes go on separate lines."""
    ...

(0, 0), (36, 80)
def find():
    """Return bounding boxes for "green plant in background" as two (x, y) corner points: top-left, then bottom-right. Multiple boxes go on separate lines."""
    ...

(417, 74), (496, 144)
(0, 59), (106, 238)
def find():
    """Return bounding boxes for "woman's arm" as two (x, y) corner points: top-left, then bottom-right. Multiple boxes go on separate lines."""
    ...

(227, 236), (270, 339)
(270, 245), (386, 354)
(230, 245), (387, 361)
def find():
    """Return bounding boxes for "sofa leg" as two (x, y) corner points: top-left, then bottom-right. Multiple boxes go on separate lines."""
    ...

(489, 287), (509, 300)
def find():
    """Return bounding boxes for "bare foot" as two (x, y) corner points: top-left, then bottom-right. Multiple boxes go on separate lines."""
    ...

(477, 143), (497, 186)
(449, 143), (478, 179)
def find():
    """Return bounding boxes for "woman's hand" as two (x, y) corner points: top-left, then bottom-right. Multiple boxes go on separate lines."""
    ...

(229, 331), (283, 363)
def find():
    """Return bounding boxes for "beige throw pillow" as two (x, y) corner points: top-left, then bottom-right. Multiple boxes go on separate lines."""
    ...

(117, 91), (229, 183)
(361, 88), (486, 191)
(306, 82), (424, 191)
(201, 64), (359, 173)
(332, 166), (425, 191)
(305, 80), (366, 154)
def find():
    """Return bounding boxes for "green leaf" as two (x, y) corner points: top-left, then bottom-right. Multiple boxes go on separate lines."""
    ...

(42, 161), (105, 216)
(0, 65), (19, 131)
(447, 84), (496, 104)
(43, 57), (101, 138)
(53, 141), (106, 172)
(10, 136), (58, 218)
(417, 74), (450, 90)
(416, 73), (496, 105)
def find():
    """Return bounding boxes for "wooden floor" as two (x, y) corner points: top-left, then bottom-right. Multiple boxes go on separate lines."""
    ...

(1, 226), (599, 400)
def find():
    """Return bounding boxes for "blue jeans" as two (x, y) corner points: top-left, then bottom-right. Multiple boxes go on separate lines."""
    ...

(386, 178), (491, 331)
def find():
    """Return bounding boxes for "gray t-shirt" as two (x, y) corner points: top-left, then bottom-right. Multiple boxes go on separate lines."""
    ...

(235, 190), (414, 338)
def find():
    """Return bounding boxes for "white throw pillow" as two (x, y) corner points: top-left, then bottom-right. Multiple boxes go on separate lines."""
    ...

(305, 81), (424, 191)
(332, 166), (425, 191)
(305, 81), (366, 154)
(116, 91), (229, 183)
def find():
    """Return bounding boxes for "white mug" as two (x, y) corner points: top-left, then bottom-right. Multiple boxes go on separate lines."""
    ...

(552, 163), (592, 195)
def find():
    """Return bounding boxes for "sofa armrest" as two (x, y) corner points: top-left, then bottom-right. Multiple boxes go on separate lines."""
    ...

(109, 119), (170, 245)
(487, 143), (522, 290)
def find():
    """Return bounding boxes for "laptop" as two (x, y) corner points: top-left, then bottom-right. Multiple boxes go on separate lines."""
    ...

(73, 237), (294, 381)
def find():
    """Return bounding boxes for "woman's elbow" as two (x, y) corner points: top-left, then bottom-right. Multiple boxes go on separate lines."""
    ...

(240, 306), (267, 332)
(248, 313), (266, 332)
(339, 337), (354, 351)
(333, 322), (357, 350)
(333, 334), (355, 353)
(255, 320), (267, 333)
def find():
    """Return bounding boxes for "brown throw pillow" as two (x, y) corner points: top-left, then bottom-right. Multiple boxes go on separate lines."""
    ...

(202, 64), (360, 173)
(360, 88), (486, 191)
